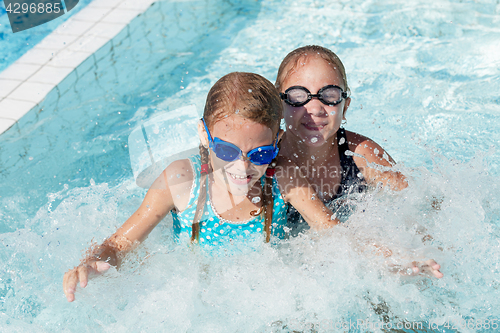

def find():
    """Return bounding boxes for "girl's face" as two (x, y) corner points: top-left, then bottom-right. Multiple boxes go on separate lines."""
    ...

(200, 115), (274, 197)
(281, 56), (350, 147)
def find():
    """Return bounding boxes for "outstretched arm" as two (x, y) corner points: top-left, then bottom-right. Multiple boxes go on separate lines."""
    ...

(62, 159), (192, 302)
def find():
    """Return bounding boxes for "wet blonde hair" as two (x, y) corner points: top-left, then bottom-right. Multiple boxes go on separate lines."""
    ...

(192, 72), (283, 243)
(275, 45), (350, 94)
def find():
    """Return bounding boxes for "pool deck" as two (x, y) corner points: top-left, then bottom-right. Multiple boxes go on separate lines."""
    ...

(0, 0), (156, 135)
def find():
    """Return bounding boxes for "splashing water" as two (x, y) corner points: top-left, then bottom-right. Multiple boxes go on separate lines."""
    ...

(1, 0), (499, 331)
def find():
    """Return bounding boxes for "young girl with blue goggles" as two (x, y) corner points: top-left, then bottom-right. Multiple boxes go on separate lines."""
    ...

(63, 72), (340, 302)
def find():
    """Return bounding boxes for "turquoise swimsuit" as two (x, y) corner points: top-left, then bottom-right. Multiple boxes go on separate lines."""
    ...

(171, 155), (287, 247)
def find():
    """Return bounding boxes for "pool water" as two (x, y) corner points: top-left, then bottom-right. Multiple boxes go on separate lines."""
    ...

(1, 0), (500, 331)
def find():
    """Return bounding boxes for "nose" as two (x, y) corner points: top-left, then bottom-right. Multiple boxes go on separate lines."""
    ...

(235, 154), (253, 169)
(306, 97), (327, 117)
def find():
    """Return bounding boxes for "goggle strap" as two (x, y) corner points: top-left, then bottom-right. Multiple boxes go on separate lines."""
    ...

(200, 164), (209, 175)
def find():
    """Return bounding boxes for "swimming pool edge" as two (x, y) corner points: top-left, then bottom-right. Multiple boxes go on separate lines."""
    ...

(0, 0), (157, 136)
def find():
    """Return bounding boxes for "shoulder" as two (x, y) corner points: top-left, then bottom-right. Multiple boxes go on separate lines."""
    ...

(164, 158), (194, 181)
(274, 154), (302, 179)
(344, 130), (395, 167)
(163, 158), (196, 211)
(344, 130), (408, 189)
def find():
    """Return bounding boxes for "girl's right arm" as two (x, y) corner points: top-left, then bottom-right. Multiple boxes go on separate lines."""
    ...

(275, 156), (339, 230)
(63, 159), (193, 302)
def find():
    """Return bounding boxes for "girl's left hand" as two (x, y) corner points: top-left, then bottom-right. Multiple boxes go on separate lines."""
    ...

(390, 259), (443, 279)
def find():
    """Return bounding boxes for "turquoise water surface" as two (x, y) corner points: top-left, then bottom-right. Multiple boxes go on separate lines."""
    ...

(1, 0), (499, 331)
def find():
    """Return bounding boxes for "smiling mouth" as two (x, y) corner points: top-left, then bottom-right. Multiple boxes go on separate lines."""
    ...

(303, 123), (326, 131)
(226, 171), (252, 184)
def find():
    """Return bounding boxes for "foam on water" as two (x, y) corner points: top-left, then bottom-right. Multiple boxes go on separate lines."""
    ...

(1, 0), (500, 331)
(3, 155), (499, 332)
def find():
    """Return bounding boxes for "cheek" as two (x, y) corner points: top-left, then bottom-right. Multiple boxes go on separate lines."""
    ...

(253, 164), (268, 178)
(327, 106), (344, 119)
(284, 107), (302, 124)
(209, 153), (228, 173)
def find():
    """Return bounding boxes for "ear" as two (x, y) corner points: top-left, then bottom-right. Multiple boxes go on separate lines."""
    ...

(342, 97), (351, 120)
(198, 120), (209, 148)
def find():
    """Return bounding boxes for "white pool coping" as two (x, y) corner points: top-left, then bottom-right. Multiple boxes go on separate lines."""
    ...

(0, 0), (157, 135)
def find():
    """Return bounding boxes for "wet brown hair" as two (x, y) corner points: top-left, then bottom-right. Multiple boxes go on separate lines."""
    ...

(192, 72), (283, 243)
(275, 45), (350, 94)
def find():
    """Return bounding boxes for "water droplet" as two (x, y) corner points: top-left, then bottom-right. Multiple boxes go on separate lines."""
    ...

(28, 157), (33, 161)
(251, 197), (261, 204)
(293, 153), (298, 158)
(176, 174), (181, 178)
(310, 137), (318, 143)
(339, 137), (345, 145)
(373, 148), (379, 155)
(235, 109), (239, 114)
(248, 89), (252, 93)
(330, 111), (336, 115)
(311, 155), (316, 160)
(288, 125), (292, 129)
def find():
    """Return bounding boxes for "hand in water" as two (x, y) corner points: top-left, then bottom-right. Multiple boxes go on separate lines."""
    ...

(63, 261), (111, 302)
(412, 259), (443, 278)
(390, 259), (443, 279)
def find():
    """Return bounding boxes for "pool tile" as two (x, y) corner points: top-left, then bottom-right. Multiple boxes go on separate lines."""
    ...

(57, 71), (79, 97)
(29, 66), (75, 85)
(93, 41), (114, 62)
(0, 63), (40, 82)
(75, 55), (96, 78)
(102, 8), (142, 25)
(86, 22), (127, 40)
(87, 0), (122, 9)
(16, 47), (56, 66)
(0, 99), (37, 120)
(0, 0), (153, 137)
(48, 49), (93, 68)
(37, 33), (80, 50)
(0, 118), (16, 135)
(53, 19), (96, 36)
(9, 82), (56, 104)
(111, 25), (130, 47)
(72, 6), (113, 22)
(0, 79), (22, 99)
(67, 35), (110, 54)
(118, 0), (155, 11)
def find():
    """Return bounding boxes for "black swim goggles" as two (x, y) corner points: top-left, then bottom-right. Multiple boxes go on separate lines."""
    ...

(202, 118), (279, 166)
(280, 85), (349, 107)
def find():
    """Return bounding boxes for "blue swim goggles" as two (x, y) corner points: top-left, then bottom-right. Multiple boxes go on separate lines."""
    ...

(202, 118), (279, 165)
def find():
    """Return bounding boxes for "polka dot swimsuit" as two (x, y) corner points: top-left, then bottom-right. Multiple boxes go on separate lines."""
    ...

(171, 155), (287, 246)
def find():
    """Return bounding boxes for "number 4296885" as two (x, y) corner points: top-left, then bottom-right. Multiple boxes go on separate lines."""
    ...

(5, 2), (62, 14)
